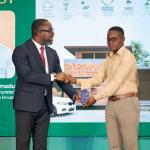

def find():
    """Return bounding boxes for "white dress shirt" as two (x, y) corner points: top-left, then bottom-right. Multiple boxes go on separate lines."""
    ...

(32, 39), (54, 81)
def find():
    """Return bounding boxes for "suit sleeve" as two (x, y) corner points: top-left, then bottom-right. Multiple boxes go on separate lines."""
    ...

(12, 46), (51, 86)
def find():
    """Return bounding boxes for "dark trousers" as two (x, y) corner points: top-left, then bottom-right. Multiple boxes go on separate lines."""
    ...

(16, 96), (50, 150)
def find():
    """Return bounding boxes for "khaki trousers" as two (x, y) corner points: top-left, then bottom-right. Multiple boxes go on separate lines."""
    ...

(105, 97), (140, 150)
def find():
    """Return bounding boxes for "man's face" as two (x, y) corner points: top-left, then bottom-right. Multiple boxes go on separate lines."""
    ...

(107, 30), (125, 53)
(38, 21), (54, 45)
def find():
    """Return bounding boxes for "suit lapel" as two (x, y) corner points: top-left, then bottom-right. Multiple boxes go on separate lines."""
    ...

(45, 46), (54, 73)
(27, 40), (46, 72)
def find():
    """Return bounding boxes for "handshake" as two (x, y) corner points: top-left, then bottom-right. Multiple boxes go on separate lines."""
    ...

(54, 72), (77, 84)
(54, 72), (96, 107)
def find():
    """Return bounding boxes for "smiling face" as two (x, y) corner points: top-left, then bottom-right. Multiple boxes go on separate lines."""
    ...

(107, 30), (125, 53)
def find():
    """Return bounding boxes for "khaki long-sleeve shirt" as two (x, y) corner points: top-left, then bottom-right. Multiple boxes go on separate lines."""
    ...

(77, 46), (138, 101)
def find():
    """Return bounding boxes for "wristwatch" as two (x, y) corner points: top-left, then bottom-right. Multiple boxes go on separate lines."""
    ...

(54, 73), (57, 81)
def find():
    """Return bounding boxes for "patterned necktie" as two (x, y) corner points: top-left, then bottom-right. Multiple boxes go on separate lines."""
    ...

(40, 46), (45, 66)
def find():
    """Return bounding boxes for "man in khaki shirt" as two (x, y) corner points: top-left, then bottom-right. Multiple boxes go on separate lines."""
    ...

(71, 26), (140, 150)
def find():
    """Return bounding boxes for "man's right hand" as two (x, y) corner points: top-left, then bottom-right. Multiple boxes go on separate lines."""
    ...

(55, 72), (66, 81)
(64, 73), (77, 84)
(55, 72), (77, 84)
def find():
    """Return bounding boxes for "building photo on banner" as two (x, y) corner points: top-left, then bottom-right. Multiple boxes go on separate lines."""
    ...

(36, 0), (150, 123)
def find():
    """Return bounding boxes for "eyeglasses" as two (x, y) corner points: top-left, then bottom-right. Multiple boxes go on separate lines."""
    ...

(107, 37), (118, 43)
(38, 28), (54, 33)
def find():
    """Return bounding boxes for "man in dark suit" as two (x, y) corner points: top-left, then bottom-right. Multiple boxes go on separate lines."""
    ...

(12, 19), (78, 150)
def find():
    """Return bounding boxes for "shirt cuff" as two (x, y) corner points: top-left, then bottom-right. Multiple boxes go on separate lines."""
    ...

(93, 95), (99, 101)
(51, 74), (55, 81)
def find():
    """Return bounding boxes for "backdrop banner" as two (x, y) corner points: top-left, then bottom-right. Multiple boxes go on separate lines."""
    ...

(0, 0), (150, 137)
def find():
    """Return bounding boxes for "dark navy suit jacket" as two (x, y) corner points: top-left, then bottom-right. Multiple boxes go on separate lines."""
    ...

(12, 39), (76, 113)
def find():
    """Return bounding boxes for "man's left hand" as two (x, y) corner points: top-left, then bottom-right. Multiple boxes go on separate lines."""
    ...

(73, 93), (81, 103)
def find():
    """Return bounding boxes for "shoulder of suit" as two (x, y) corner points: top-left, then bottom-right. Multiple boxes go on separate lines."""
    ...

(14, 39), (30, 52)
(45, 45), (57, 53)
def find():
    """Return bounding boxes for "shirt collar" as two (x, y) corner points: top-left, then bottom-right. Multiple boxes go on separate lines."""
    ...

(32, 39), (45, 50)
(109, 46), (125, 57)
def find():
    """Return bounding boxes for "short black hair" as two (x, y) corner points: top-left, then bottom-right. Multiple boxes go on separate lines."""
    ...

(108, 26), (124, 37)
(32, 19), (48, 37)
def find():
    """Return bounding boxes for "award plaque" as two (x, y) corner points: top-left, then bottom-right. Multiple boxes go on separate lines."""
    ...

(80, 89), (90, 105)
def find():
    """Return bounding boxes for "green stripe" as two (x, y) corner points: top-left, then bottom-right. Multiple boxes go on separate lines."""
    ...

(48, 122), (150, 137)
